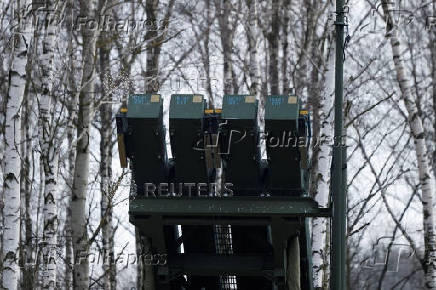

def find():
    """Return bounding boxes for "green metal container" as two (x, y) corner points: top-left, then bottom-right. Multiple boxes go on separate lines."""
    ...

(221, 95), (263, 195)
(127, 93), (162, 119)
(169, 94), (209, 186)
(169, 94), (205, 119)
(126, 94), (167, 195)
(265, 95), (305, 195)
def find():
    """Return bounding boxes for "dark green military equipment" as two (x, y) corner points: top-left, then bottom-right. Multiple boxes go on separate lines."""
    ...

(116, 92), (338, 290)
(124, 94), (167, 195)
(220, 95), (270, 288)
(169, 94), (211, 187)
(169, 94), (219, 288)
(220, 95), (264, 195)
(265, 95), (306, 195)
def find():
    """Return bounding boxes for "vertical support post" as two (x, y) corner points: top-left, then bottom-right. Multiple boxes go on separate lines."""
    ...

(331, 0), (346, 289)
(342, 127), (348, 289)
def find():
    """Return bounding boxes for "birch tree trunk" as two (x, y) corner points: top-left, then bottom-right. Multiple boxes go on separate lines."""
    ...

(38, 2), (66, 288)
(136, 229), (146, 290)
(311, 31), (335, 290)
(64, 95), (77, 290)
(99, 34), (116, 290)
(204, 1), (214, 106)
(281, 0), (291, 94)
(64, 1), (78, 287)
(246, 0), (261, 100)
(382, 2), (436, 288)
(144, 0), (160, 93)
(193, 0), (214, 106)
(137, 1), (160, 287)
(143, 0), (175, 93)
(2, 1), (33, 289)
(137, 2), (175, 288)
(268, 0), (280, 95)
(22, 99), (36, 288)
(216, 0), (237, 94)
(295, 1), (315, 99)
(20, 48), (37, 288)
(246, 0), (267, 160)
(311, 12), (335, 289)
(137, 0), (163, 285)
(71, 0), (97, 288)
(40, 129), (60, 290)
(430, 2), (436, 181)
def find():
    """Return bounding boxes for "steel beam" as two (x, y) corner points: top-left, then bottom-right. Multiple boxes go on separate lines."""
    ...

(167, 253), (275, 276)
(331, 0), (347, 289)
(129, 196), (331, 218)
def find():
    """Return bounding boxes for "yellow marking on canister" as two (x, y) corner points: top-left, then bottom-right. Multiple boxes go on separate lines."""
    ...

(288, 96), (298, 104)
(151, 94), (160, 102)
(205, 109), (223, 114)
(193, 95), (203, 103)
(245, 95), (255, 103)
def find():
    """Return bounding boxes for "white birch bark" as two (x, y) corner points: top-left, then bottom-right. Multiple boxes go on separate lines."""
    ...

(71, 0), (97, 288)
(431, 2), (436, 182)
(382, 2), (436, 288)
(268, 0), (280, 95)
(282, 0), (291, 94)
(38, 2), (66, 288)
(19, 77), (28, 288)
(19, 42), (38, 286)
(246, 0), (261, 100)
(245, 0), (267, 159)
(99, 39), (116, 290)
(40, 139), (59, 290)
(312, 20), (335, 290)
(216, 0), (236, 94)
(21, 86), (37, 288)
(64, 2), (78, 287)
(64, 97), (76, 290)
(2, 1), (33, 289)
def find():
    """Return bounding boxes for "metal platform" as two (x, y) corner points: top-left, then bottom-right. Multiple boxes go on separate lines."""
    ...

(130, 196), (330, 289)
(130, 196), (330, 220)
